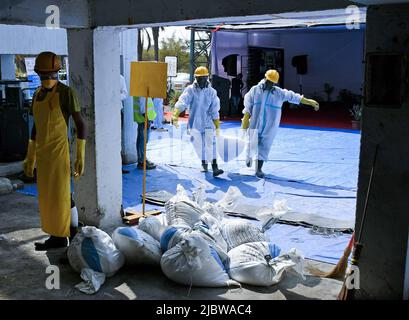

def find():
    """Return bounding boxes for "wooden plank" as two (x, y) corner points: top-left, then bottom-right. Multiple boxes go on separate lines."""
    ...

(122, 209), (162, 225)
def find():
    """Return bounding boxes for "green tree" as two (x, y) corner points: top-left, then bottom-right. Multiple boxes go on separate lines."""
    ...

(139, 30), (191, 74)
(159, 33), (190, 73)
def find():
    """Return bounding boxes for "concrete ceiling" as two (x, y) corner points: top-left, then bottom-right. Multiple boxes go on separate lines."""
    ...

(352, 0), (409, 4)
(186, 8), (367, 31)
(0, 0), (408, 29)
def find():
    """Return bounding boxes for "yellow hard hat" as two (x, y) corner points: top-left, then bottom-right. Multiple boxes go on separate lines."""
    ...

(34, 51), (61, 73)
(265, 69), (279, 83)
(194, 66), (209, 77)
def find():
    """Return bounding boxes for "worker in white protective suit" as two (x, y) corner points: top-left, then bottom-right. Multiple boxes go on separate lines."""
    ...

(171, 66), (224, 177)
(242, 69), (319, 178)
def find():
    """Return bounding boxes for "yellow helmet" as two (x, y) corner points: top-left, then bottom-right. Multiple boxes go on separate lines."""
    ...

(194, 66), (209, 77)
(34, 51), (61, 73)
(265, 69), (279, 83)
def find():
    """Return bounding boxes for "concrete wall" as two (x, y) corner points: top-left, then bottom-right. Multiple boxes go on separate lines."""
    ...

(356, 3), (409, 299)
(0, 0), (89, 28)
(0, 24), (67, 55)
(68, 28), (122, 229)
(213, 27), (365, 98)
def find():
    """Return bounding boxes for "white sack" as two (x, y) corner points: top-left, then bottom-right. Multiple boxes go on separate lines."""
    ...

(165, 184), (205, 227)
(160, 234), (236, 287)
(138, 216), (166, 242)
(221, 219), (268, 251)
(228, 243), (305, 286)
(112, 226), (162, 266)
(68, 226), (124, 277)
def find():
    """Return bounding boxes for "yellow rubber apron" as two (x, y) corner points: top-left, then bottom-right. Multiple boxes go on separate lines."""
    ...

(33, 85), (71, 237)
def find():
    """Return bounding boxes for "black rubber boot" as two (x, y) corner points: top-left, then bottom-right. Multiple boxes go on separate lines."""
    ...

(34, 236), (68, 251)
(256, 160), (265, 179)
(211, 160), (224, 177)
(201, 160), (208, 172)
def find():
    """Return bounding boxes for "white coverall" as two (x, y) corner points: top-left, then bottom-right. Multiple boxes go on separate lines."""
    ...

(243, 79), (303, 161)
(153, 98), (164, 129)
(174, 81), (220, 161)
(120, 74), (128, 108)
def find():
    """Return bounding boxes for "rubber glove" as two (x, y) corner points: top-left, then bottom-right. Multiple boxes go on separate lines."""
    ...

(74, 138), (86, 181)
(23, 139), (36, 177)
(171, 108), (181, 128)
(301, 97), (320, 111)
(213, 119), (221, 136)
(241, 113), (251, 129)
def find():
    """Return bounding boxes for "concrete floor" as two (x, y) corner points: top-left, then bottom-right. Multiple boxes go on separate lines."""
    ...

(0, 192), (343, 300)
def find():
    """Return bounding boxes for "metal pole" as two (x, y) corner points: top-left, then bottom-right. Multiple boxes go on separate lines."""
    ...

(189, 29), (195, 83)
(142, 91), (149, 215)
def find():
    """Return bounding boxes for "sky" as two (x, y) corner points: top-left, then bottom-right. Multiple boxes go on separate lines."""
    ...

(159, 26), (190, 42)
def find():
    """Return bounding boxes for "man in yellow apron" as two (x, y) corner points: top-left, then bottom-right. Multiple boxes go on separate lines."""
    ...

(23, 51), (87, 251)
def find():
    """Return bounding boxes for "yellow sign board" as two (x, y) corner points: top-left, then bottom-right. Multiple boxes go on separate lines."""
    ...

(130, 61), (167, 98)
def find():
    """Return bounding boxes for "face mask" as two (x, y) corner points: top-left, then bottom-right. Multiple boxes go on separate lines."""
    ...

(40, 73), (58, 89)
(196, 76), (208, 89)
(263, 80), (275, 91)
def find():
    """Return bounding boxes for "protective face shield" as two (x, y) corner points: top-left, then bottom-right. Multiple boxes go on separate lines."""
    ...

(40, 73), (58, 89)
(262, 79), (275, 91)
(196, 76), (209, 89)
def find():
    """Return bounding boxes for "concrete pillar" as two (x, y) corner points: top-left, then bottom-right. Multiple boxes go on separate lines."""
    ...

(0, 54), (15, 80)
(67, 27), (122, 230)
(120, 29), (138, 164)
(356, 4), (409, 299)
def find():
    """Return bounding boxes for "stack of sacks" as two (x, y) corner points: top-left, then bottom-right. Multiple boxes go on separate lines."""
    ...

(159, 186), (231, 287)
(106, 184), (304, 288)
(68, 226), (125, 277)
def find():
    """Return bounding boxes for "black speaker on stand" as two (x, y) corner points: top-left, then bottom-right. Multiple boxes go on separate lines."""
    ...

(291, 55), (308, 94)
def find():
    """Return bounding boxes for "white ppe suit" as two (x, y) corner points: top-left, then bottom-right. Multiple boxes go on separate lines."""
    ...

(243, 79), (303, 161)
(175, 81), (220, 161)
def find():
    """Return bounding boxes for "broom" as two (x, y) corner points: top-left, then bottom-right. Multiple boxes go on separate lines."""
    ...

(307, 232), (355, 280)
(337, 144), (379, 300)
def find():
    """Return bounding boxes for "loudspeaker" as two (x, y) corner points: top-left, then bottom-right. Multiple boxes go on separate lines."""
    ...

(222, 54), (239, 76)
(292, 55), (308, 75)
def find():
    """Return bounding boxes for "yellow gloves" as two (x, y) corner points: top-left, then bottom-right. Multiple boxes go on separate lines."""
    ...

(74, 138), (86, 181)
(241, 113), (251, 129)
(213, 119), (221, 136)
(301, 97), (320, 111)
(171, 108), (181, 128)
(23, 139), (36, 177)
